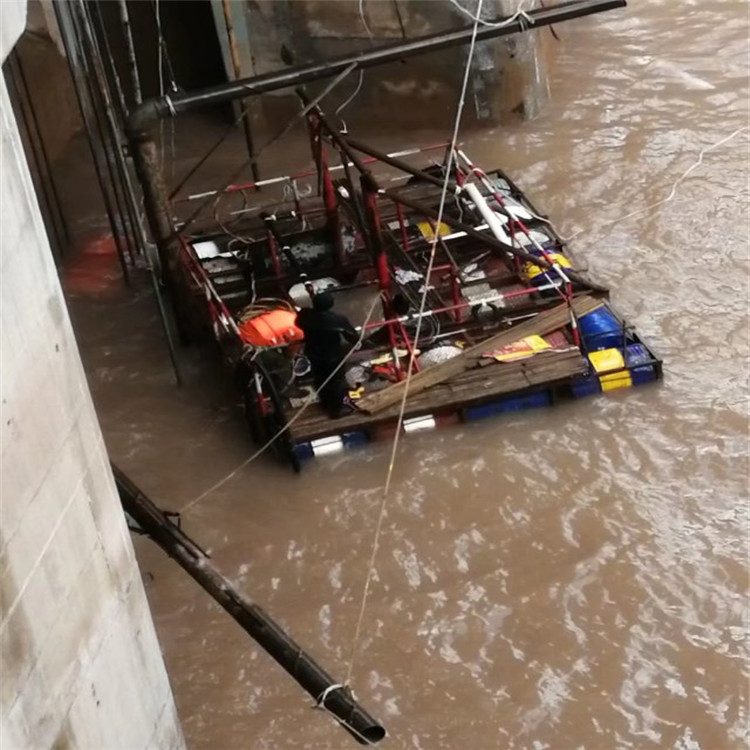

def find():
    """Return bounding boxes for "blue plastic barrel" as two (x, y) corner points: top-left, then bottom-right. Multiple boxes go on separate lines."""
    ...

(464, 390), (552, 421)
(624, 343), (657, 385)
(571, 375), (601, 398)
(578, 307), (625, 351)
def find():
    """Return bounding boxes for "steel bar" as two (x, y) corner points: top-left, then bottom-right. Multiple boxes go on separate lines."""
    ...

(70, 1), (138, 270)
(77, 1), (141, 266)
(54, 1), (131, 284)
(87, 0), (184, 386)
(127, 0), (626, 127)
(220, 0), (260, 184)
(117, 0), (142, 107)
(113, 464), (386, 746)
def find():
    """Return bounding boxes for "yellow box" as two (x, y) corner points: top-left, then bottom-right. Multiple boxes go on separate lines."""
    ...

(600, 371), (632, 391)
(588, 348), (632, 391)
(523, 252), (572, 281)
(417, 221), (452, 240)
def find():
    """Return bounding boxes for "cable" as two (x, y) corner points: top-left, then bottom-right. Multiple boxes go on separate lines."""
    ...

(180, 294), (382, 514)
(344, 0), (489, 688)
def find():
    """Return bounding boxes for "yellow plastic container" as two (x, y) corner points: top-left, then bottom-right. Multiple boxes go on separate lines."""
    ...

(417, 221), (452, 240)
(588, 348), (632, 392)
(523, 252), (572, 281)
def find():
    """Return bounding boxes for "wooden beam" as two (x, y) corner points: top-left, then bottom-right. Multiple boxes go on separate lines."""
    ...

(356, 295), (602, 414)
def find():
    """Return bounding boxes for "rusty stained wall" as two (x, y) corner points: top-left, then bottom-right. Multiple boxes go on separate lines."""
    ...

(0, 3), (185, 748)
(212, 0), (552, 137)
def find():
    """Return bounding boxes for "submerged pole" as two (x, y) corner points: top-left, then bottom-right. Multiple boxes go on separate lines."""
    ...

(54, 0), (131, 284)
(220, 0), (260, 184)
(112, 465), (386, 745)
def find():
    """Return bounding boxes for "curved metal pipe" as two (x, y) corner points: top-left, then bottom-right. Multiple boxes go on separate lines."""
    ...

(113, 465), (386, 745)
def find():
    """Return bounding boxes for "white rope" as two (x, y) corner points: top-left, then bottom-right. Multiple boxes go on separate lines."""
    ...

(336, 69), (365, 123)
(358, 0), (375, 42)
(180, 295), (381, 514)
(543, 125), (750, 245)
(448, 0), (533, 28)
(344, 0), (489, 688)
(581, 125), (750, 239)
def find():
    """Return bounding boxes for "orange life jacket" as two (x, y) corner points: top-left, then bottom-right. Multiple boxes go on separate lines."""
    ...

(238, 309), (303, 348)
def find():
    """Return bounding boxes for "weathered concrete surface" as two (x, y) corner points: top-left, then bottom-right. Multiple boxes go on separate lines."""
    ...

(0, 7), (185, 748)
(212, 0), (552, 137)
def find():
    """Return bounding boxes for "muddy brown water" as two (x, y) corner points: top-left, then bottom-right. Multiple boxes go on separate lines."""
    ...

(66, 2), (748, 748)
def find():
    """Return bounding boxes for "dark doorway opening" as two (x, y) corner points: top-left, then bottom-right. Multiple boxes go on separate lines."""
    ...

(96, 0), (228, 105)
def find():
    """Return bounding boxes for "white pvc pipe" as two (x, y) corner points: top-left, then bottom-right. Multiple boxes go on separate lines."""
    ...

(463, 183), (512, 246)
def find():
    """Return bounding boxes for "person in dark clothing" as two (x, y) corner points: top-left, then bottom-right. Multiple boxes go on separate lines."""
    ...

(295, 292), (360, 418)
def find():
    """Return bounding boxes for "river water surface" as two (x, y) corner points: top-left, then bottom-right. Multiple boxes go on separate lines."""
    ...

(69, 2), (748, 748)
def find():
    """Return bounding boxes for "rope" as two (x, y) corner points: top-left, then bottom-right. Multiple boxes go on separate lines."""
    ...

(448, 0), (533, 28)
(312, 685), (379, 746)
(180, 294), (381, 514)
(575, 125), (750, 239)
(344, 0), (490, 688)
(358, 0), (375, 42)
(523, 125), (750, 244)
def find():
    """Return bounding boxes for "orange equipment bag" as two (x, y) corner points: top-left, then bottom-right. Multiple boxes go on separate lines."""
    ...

(238, 309), (303, 348)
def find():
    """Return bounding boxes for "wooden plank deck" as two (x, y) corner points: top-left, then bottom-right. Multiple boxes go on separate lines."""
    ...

(287, 348), (587, 443)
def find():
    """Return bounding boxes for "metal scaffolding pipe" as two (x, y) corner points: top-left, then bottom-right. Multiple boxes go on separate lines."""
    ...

(113, 465), (386, 745)
(117, 0), (142, 107)
(54, 0), (132, 284)
(73, 1), (139, 267)
(85, 0), (184, 386)
(127, 0), (626, 128)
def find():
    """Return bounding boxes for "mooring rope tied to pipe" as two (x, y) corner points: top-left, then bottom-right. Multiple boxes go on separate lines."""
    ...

(342, 0), (543, 692)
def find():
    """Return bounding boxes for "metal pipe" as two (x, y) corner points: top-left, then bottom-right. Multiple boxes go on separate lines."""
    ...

(220, 0), (260, 183)
(127, 0), (626, 127)
(113, 464), (386, 745)
(88, 0), (184, 387)
(117, 0), (142, 107)
(76, 1), (141, 267)
(54, 1), (132, 284)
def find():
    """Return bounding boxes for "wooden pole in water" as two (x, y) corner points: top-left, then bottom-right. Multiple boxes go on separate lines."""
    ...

(112, 464), (386, 745)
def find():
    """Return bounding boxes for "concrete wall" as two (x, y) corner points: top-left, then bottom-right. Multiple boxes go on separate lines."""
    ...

(11, 1), (81, 166)
(0, 4), (185, 748)
(212, 0), (551, 136)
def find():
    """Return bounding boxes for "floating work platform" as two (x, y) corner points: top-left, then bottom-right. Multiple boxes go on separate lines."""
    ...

(175, 117), (661, 472)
